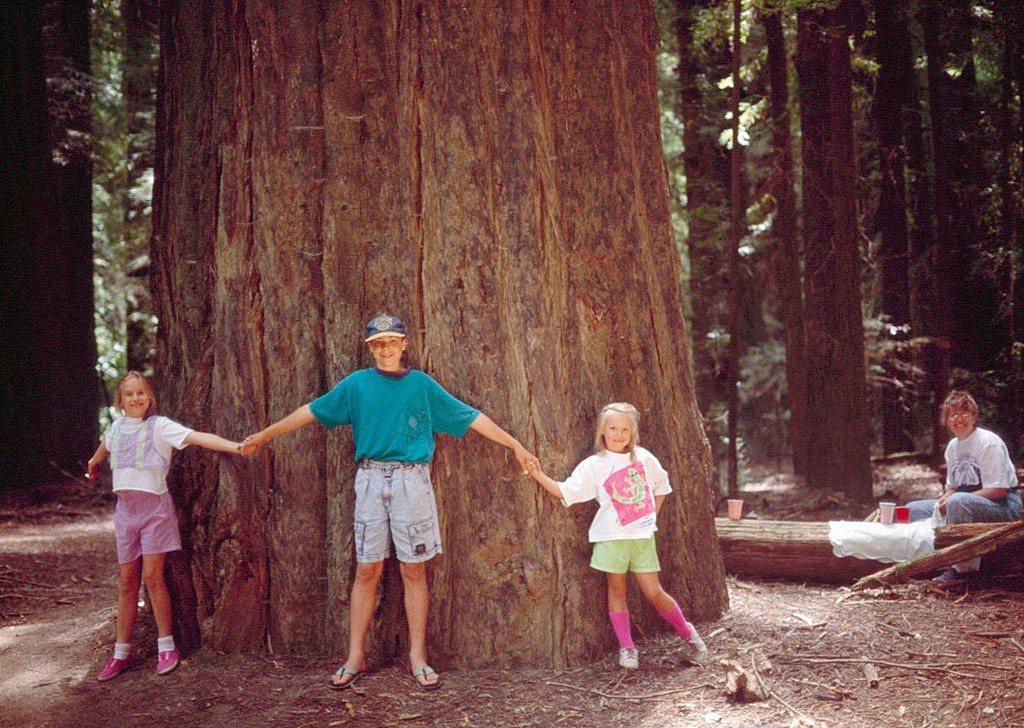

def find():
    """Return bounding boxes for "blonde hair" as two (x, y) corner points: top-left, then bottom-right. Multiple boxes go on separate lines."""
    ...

(115, 371), (157, 418)
(593, 402), (640, 460)
(940, 389), (978, 427)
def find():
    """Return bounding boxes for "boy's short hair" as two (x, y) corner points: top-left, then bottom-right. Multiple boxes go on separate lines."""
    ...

(365, 314), (407, 342)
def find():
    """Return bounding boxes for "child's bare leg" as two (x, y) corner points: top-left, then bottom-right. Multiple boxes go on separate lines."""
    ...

(141, 552), (172, 637)
(116, 559), (143, 644)
(398, 561), (437, 682)
(335, 561), (383, 682)
(347, 561), (384, 665)
(633, 572), (676, 614)
(605, 572), (629, 612)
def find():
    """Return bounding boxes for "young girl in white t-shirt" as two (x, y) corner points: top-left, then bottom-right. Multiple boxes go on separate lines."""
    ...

(526, 402), (707, 670)
(86, 371), (241, 682)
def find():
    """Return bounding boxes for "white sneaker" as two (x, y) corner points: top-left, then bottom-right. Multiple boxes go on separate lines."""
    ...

(682, 627), (708, 664)
(618, 647), (639, 669)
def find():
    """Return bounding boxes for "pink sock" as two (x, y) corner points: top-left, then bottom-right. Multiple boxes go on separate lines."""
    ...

(608, 610), (634, 649)
(660, 603), (692, 639)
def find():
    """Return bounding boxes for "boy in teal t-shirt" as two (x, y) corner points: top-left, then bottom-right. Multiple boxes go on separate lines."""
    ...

(242, 314), (536, 690)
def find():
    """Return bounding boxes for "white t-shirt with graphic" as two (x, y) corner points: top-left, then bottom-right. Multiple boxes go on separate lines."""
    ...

(944, 427), (1018, 492)
(557, 447), (672, 543)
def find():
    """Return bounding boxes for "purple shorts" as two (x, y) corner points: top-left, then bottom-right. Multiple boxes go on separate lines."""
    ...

(114, 490), (182, 564)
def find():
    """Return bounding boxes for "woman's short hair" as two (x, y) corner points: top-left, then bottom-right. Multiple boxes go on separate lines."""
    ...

(940, 389), (978, 427)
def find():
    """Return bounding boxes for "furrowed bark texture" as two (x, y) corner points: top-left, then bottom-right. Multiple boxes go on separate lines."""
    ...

(152, 0), (725, 668)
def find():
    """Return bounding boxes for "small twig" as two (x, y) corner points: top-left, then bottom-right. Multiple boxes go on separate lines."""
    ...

(543, 680), (715, 700)
(861, 662), (880, 688)
(750, 651), (816, 723)
(0, 574), (59, 590)
(0, 593), (76, 603)
(876, 621), (914, 637)
(788, 676), (854, 700)
(1008, 638), (1024, 655)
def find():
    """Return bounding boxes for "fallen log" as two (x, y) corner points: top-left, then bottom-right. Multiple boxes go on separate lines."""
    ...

(715, 518), (1023, 584)
(715, 518), (882, 583)
(852, 519), (1024, 590)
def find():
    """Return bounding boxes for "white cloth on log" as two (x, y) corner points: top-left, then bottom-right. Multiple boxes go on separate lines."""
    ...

(828, 520), (935, 563)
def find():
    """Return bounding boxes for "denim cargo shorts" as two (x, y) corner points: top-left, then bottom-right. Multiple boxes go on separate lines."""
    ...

(353, 460), (442, 563)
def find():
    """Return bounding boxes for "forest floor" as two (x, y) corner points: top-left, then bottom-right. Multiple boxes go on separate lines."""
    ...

(2, 460), (1023, 728)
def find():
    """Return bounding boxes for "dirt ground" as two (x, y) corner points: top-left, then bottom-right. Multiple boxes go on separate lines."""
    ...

(2, 461), (1022, 728)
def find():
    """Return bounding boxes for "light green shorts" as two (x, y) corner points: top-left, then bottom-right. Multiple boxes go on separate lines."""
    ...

(590, 536), (661, 574)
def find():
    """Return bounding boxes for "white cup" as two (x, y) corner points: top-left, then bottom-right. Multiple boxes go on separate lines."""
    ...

(727, 499), (744, 520)
(879, 501), (896, 525)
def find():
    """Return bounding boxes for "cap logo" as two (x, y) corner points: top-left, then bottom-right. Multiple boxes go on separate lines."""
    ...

(371, 315), (397, 332)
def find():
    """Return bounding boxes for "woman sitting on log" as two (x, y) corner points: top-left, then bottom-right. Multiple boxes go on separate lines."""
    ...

(907, 390), (1022, 581)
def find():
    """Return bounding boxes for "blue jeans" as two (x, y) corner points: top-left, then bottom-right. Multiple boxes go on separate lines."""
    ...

(907, 489), (1022, 525)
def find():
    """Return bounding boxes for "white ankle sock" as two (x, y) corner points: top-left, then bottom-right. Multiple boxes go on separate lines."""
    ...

(113, 642), (131, 660)
(157, 636), (175, 653)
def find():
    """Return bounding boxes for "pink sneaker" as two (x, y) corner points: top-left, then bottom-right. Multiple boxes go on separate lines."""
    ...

(156, 649), (179, 676)
(97, 656), (133, 682)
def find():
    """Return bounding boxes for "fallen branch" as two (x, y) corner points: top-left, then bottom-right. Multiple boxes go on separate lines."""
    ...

(852, 520), (1024, 590)
(0, 575), (60, 590)
(543, 680), (715, 700)
(786, 654), (1009, 681)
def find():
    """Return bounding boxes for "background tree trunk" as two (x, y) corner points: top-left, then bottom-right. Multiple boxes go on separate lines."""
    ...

(762, 7), (808, 478)
(153, 0), (726, 669)
(873, 0), (913, 455)
(120, 0), (158, 372)
(675, 0), (731, 420)
(925, 1), (999, 373)
(797, 2), (872, 500)
(0, 0), (97, 493)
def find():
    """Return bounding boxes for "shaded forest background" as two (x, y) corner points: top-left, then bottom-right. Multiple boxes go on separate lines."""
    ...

(4, 0), (1020, 493)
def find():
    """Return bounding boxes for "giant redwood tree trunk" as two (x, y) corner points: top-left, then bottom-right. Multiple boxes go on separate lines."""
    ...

(152, 0), (726, 669)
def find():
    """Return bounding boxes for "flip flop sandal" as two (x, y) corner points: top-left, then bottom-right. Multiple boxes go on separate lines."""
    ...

(328, 666), (363, 690)
(411, 666), (441, 690)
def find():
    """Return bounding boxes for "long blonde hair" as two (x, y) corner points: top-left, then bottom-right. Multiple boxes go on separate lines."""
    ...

(114, 371), (157, 419)
(593, 402), (640, 461)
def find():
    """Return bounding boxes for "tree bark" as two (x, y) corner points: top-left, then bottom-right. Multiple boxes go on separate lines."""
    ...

(924, 1), (1003, 373)
(120, 0), (158, 372)
(796, 3), (872, 499)
(762, 8), (808, 478)
(873, 0), (913, 456)
(153, 0), (726, 669)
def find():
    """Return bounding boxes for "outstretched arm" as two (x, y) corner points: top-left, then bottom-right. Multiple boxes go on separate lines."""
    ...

(525, 459), (563, 501)
(241, 404), (316, 455)
(86, 442), (109, 480)
(184, 431), (242, 454)
(468, 413), (539, 474)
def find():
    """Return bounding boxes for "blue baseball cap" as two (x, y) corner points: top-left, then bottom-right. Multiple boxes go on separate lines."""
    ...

(364, 314), (407, 342)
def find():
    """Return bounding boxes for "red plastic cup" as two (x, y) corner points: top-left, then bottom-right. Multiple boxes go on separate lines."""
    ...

(894, 506), (910, 524)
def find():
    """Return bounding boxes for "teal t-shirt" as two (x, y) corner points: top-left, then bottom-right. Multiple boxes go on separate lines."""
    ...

(309, 369), (480, 463)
